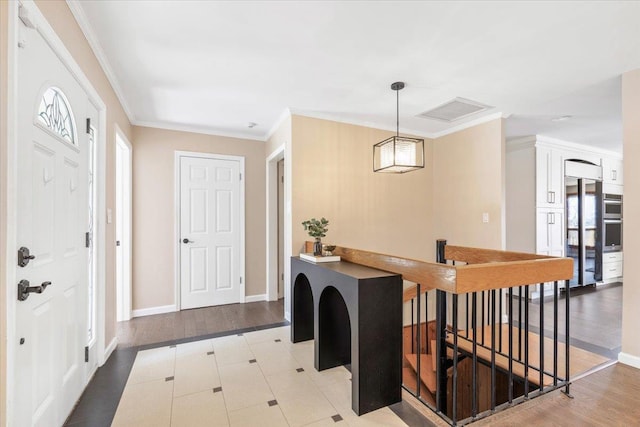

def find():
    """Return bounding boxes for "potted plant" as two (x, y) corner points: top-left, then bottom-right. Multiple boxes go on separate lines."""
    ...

(302, 217), (329, 256)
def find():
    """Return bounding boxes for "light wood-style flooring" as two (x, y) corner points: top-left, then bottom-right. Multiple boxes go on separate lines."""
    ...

(476, 363), (640, 426)
(407, 363), (640, 426)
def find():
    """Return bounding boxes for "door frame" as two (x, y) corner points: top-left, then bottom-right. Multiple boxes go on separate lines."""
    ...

(4, 1), (108, 423)
(266, 144), (285, 301)
(115, 127), (132, 321)
(174, 150), (246, 310)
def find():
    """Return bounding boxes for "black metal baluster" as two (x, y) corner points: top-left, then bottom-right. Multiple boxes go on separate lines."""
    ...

(466, 294), (470, 339)
(411, 298), (415, 354)
(565, 280), (571, 396)
(491, 289), (496, 411)
(416, 284), (421, 398)
(481, 290), (485, 345)
(499, 288), (503, 351)
(435, 240), (447, 413)
(508, 287), (513, 403)
(452, 294), (459, 424)
(553, 281), (558, 386)
(539, 283), (545, 392)
(518, 286), (523, 361)
(426, 290), (429, 349)
(524, 284), (530, 398)
(472, 292), (478, 418)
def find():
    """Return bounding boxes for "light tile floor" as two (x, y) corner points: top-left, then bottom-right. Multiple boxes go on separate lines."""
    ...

(111, 326), (410, 427)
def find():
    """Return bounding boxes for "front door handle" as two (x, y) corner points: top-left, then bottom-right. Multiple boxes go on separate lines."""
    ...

(182, 238), (193, 244)
(17, 279), (52, 301)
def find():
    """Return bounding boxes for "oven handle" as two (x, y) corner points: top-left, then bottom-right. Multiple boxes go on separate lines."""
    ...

(604, 219), (622, 223)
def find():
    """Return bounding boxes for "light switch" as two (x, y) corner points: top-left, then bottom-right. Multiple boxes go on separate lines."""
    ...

(107, 208), (113, 224)
(482, 212), (489, 223)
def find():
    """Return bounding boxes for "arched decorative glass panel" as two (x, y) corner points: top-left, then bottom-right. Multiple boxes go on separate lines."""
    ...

(37, 86), (77, 145)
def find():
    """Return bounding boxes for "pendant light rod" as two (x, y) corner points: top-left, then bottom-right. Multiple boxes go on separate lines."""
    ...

(391, 82), (405, 137)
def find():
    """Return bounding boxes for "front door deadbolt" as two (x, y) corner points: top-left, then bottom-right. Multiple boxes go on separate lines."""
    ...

(18, 246), (35, 267)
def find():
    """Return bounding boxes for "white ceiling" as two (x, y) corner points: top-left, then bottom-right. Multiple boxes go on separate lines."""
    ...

(69, 1), (640, 151)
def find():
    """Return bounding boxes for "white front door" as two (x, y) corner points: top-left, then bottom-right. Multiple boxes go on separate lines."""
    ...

(15, 20), (91, 427)
(180, 155), (243, 309)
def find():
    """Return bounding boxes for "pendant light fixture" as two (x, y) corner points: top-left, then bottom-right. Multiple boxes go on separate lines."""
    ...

(373, 82), (424, 173)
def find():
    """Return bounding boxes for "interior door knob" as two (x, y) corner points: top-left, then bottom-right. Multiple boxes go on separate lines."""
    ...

(182, 238), (193, 244)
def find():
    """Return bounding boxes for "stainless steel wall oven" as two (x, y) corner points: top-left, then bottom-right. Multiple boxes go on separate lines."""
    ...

(602, 193), (622, 252)
(603, 193), (622, 219)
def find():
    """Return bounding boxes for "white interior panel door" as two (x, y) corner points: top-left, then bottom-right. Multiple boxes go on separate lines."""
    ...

(15, 21), (90, 427)
(180, 155), (242, 309)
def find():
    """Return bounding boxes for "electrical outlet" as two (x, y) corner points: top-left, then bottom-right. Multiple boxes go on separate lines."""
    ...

(482, 212), (489, 223)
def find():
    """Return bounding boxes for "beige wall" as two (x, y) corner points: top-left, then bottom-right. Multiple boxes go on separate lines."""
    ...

(621, 69), (640, 361)
(1, 2), (9, 423)
(291, 115), (436, 262)
(433, 119), (505, 249)
(35, 1), (133, 345)
(131, 126), (267, 310)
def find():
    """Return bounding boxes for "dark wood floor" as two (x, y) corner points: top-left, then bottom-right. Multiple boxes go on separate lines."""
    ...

(117, 299), (285, 347)
(511, 282), (622, 359)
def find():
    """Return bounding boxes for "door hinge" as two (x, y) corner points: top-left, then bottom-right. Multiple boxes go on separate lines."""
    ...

(85, 232), (91, 248)
(240, 277), (243, 284)
(281, 176), (284, 183)
(281, 273), (284, 280)
(239, 173), (242, 181)
(84, 346), (89, 363)
(86, 118), (92, 134)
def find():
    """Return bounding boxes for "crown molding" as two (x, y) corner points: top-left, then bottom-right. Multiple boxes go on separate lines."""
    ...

(428, 111), (510, 139)
(66, 0), (136, 123)
(134, 120), (266, 142)
(288, 109), (434, 139)
(265, 108), (292, 141)
(289, 109), (509, 140)
(507, 135), (622, 158)
(535, 135), (622, 158)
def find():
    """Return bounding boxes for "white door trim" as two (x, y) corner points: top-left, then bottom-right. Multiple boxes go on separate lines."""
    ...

(5, 1), (108, 424)
(266, 144), (285, 301)
(174, 151), (246, 310)
(115, 126), (132, 321)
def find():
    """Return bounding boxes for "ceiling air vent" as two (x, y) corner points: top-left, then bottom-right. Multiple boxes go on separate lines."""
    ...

(417, 97), (492, 122)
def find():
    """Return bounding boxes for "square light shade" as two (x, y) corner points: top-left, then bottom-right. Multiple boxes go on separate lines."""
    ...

(373, 136), (425, 173)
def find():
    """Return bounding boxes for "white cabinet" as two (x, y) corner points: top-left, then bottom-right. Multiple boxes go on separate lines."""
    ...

(602, 251), (623, 282)
(602, 157), (623, 186)
(535, 208), (565, 296)
(536, 208), (564, 257)
(536, 146), (564, 208)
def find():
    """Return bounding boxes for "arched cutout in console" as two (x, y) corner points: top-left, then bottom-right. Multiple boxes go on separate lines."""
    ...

(292, 273), (314, 342)
(318, 286), (351, 370)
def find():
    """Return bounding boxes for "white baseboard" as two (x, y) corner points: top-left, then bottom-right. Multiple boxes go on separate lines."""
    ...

(245, 294), (267, 303)
(132, 304), (177, 318)
(104, 336), (118, 363)
(618, 352), (640, 369)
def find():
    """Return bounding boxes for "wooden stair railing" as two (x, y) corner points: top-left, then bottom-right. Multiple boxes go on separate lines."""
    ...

(304, 241), (573, 295)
